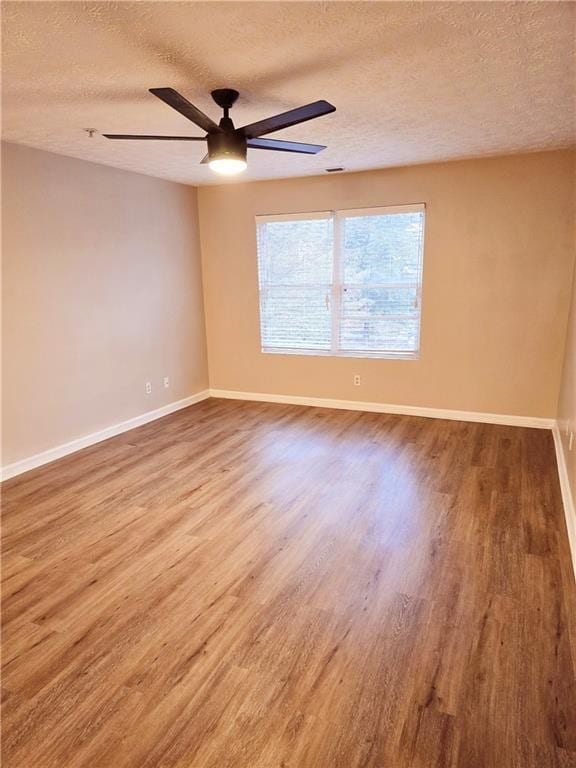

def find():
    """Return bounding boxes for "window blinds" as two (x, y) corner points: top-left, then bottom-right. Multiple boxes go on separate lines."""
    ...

(256, 204), (425, 358)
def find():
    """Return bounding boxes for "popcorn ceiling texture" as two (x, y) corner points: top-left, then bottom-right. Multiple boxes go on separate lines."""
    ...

(2, 1), (574, 186)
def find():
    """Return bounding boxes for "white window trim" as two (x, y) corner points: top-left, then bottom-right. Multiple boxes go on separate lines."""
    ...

(337, 203), (425, 217)
(260, 347), (419, 360)
(255, 210), (332, 224)
(256, 203), (426, 360)
(330, 212), (343, 355)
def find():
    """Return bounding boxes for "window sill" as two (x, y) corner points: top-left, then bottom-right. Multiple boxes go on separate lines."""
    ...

(261, 347), (419, 361)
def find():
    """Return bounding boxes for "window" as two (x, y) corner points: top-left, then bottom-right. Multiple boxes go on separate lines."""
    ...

(256, 204), (425, 358)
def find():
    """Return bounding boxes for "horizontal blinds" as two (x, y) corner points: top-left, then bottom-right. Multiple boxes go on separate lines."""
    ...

(338, 209), (425, 354)
(257, 215), (333, 351)
(256, 205), (425, 356)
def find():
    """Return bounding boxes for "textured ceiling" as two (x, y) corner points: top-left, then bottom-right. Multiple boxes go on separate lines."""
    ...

(2, 1), (575, 186)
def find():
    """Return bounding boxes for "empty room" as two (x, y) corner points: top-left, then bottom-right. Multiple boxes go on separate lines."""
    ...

(1, 1), (575, 766)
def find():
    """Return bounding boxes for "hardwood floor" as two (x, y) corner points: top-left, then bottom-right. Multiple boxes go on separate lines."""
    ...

(2, 398), (576, 767)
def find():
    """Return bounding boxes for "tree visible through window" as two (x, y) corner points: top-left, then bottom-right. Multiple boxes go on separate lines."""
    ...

(256, 204), (425, 358)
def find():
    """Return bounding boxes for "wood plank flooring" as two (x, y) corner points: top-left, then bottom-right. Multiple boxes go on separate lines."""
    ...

(2, 398), (576, 767)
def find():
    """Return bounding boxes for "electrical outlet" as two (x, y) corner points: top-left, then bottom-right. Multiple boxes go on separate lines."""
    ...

(163, 377), (170, 389)
(570, 432), (574, 451)
(354, 374), (361, 386)
(145, 382), (152, 395)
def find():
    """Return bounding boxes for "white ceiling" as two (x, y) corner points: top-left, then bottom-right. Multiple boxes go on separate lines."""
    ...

(2, 1), (575, 186)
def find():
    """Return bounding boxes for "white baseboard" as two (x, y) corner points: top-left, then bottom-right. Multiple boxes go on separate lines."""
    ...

(0, 385), (557, 478)
(1, 390), (210, 481)
(552, 423), (576, 581)
(208, 389), (555, 429)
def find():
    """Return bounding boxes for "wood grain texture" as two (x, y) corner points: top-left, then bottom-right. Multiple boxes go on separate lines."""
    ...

(2, 398), (576, 767)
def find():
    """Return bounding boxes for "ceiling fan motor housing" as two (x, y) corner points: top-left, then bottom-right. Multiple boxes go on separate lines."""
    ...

(207, 130), (247, 163)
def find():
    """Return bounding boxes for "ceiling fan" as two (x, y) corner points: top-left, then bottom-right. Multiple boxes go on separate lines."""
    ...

(103, 88), (336, 176)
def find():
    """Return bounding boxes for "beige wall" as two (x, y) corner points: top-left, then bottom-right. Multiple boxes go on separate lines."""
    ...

(3, 144), (574, 468)
(198, 149), (575, 418)
(558, 251), (576, 505)
(2, 142), (208, 466)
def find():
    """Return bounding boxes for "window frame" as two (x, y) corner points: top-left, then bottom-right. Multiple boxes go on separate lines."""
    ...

(256, 203), (426, 360)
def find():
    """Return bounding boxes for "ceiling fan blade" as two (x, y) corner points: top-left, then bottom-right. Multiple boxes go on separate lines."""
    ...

(238, 100), (335, 139)
(247, 138), (326, 154)
(149, 88), (221, 134)
(103, 134), (206, 141)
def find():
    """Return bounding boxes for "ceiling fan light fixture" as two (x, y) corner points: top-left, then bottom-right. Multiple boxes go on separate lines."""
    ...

(208, 157), (247, 175)
(207, 131), (247, 175)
